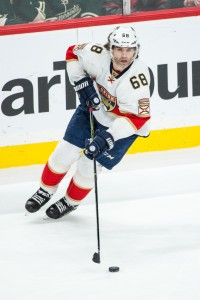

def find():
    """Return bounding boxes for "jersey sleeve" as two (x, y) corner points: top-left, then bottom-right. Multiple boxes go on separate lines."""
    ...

(66, 43), (108, 84)
(66, 45), (88, 84)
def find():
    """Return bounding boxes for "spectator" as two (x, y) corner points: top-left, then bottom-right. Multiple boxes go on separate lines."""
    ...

(102, 0), (124, 15)
(184, 0), (200, 6)
(0, 0), (24, 25)
(102, 0), (170, 15)
(44, 0), (83, 21)
(168, 0), (200, 8)
(134, 0), (171, 11)
(0, 0), (45, 26)
(44, 0), (103, 21)
(0, 0), (102, 26)
(1, 0), (89, 26)
(14, 0), (45, 22)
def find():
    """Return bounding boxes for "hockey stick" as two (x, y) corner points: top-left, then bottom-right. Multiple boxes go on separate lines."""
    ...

(89, 107), (101, 264)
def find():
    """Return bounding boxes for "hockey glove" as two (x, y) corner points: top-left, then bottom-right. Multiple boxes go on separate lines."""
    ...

(74, 77), (100, 110)
(84, 130), (115, 160)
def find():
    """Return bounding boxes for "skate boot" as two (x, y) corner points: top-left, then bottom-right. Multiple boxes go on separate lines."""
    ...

(25, 187), (53, 213)
(46, 197), (78, 219)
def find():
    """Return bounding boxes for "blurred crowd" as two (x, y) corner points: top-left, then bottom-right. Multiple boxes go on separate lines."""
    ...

(1, 0), (200, 26)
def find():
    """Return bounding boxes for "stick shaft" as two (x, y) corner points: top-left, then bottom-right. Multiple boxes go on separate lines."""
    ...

(89, 108), (101, 260)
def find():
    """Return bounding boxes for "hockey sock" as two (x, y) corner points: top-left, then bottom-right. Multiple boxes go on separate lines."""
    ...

(66, 178), (92, 206)
(41, 162), (67, 187)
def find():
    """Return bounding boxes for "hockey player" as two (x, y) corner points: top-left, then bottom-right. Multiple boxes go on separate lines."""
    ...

(25, 26), (151, 219)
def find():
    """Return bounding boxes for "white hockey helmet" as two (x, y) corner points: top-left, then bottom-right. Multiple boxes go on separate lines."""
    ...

(108, 26), (139, 59)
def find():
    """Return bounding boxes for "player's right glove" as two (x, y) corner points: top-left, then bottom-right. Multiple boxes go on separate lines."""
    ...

(84, 130), (115, 160)
(74, 77), (100, 110)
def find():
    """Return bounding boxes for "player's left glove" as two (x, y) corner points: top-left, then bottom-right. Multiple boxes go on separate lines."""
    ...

(84, 130), (115, 160)
(74, 77), (100, 110)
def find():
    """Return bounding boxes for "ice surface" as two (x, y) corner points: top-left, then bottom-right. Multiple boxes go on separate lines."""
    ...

(0, 147), (200, 300)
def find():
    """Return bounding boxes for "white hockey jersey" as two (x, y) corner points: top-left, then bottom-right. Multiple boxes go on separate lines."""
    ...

(66, 43), (151, 141)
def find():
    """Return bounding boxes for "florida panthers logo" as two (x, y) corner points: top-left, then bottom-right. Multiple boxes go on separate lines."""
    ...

(97, 84), (117, 112)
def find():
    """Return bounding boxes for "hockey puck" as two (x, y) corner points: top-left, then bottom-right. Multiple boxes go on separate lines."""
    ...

(109, 266), (120, 272)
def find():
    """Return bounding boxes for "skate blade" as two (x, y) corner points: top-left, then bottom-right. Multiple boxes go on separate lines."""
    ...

(25, 211), (30, 216)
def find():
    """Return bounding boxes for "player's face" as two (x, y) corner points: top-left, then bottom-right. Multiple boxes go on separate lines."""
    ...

(112, 47), (135, 70)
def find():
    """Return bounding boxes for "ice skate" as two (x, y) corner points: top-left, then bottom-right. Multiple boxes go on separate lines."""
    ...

(25, 187), (53, 213)
(46, 197), (78, 219)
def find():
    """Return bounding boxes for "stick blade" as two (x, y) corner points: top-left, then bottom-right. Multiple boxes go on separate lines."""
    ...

(92, 252), (100, 264)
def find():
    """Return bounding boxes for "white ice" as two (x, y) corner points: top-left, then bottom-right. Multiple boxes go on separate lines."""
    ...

(0, 147), (200, 300)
